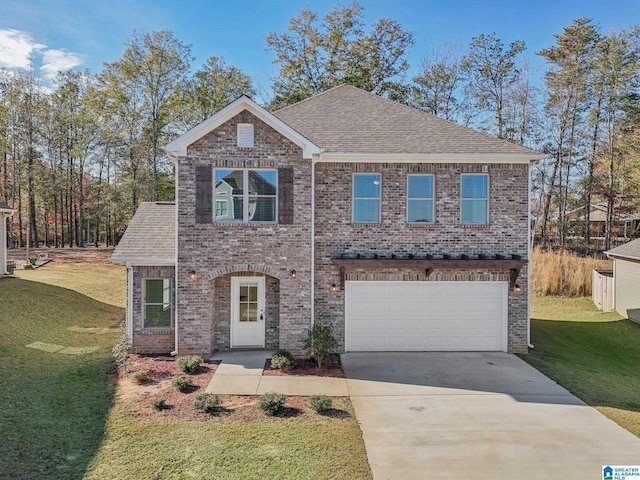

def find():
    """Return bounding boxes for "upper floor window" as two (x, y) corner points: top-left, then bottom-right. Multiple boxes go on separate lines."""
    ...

(461, 174), (488, 225)
(214, 169), (277, 223)
(143, 278), (173, 329)
(237, 123), (254, 148)
(407, 174), (434, 224)
(353, 173), (381, 224)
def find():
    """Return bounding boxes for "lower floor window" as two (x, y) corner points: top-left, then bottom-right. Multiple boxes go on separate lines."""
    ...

(144, 278), (173, 328)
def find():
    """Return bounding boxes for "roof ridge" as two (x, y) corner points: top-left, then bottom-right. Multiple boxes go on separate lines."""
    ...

(273, 84), (352, 114)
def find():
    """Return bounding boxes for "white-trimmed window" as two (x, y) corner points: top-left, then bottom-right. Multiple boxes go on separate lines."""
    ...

(237, 123), (254, 148)
(407, 174), (434, 224)
(353, 173), (381, 224)
(143, 278), (173, 329)
(461, 174), (489, 225)
(214, 169), (277, 223)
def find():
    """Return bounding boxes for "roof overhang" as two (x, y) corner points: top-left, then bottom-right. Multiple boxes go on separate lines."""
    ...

(605, 252), (640, 262)
(110, 258), (175, 266)
(315, 152), (546, 164)
(165, 95), (321, 159)
(0, 208), (15, 217)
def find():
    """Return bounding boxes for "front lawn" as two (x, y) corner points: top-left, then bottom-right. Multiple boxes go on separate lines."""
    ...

(1, 262), (125, 479)
(2, 257), (371, 480)
(527, 296), (640, 437)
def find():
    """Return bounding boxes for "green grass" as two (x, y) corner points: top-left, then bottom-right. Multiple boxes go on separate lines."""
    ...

(85, 413), (370, 480)
(2, 264), (371, 480)
(526, 296), (640, 436)
(0, 266), (125, 480)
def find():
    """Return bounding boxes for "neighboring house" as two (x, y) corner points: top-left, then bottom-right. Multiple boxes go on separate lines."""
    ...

(111, 85), (543, 358)
(605, 238), (640, 321)
(1, 203), (15, 275)
(565, 202), (640, 238)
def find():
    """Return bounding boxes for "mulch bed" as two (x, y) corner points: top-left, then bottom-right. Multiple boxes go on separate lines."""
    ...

(263, 355), (345, 378)
(117, 354), (351, 422)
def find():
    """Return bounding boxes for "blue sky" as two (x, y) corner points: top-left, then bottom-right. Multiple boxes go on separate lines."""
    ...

(1, 0), (638, 100)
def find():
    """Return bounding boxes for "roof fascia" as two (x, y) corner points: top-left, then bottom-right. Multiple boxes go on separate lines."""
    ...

(605, 251), (640, 262)
(110, 258), (175, 266)
(317, 152), (545, 164)
(165, 96), (321, 159)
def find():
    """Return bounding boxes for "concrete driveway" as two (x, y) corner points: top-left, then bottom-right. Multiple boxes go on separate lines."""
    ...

(342, 352), (640, 479)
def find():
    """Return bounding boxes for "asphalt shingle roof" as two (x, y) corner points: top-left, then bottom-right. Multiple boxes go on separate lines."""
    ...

(0, 202), (14, 211)
(110, 202), (175, 263)
(607, 238), (640, 261)
(273, 85), (539, 156)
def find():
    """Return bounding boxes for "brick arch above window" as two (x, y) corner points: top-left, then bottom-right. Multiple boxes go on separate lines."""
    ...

(206, 264), (282, 280)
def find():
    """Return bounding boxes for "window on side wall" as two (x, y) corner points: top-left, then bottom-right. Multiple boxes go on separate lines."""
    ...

(353, 173), (381, 224)
(214, 169), (277, 223)
(407, 174), (434, 224)
(461, 174), (488, 225)
(143, 278), (173, 329)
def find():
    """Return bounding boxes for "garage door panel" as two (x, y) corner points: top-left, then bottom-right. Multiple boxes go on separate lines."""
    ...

(345, 281), (507, 352)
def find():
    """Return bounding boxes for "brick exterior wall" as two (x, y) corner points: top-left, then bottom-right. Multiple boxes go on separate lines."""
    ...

(176, 111), (312, 357)
(171, 109), (530, 357)
(131, 265), (176, 354)
(313, 162), (530, 354)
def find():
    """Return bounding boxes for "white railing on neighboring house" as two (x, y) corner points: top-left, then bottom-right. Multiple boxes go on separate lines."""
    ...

(592, 269), (614, 312)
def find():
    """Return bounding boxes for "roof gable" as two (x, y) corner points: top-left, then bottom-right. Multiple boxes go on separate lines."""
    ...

(273, 85), (543, 160)
(165, 95), (321, 159)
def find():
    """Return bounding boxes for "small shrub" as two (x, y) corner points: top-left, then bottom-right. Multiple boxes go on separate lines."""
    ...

(259, 392), (287, 416)
(112, 328), (132, 365)
(151, 397), (169, 411)
(131, 370), (149, 384)
(172, 375), (193, 392)
(303, 324), (337, 367)
(270, 350), (296, 369)
(193, 393), (221, 414)
(309, 394), (332, 413)
(177, 355), (203, 374)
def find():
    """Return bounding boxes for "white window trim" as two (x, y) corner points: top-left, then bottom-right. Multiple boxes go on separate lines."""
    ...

(237, 123), (254, 148)
(407, 174), (435, 225)
(143, 278), (174, 330)
(214, 168), (278, 224)
(352, 173), (382, 224)
(460, 173), (489, 225)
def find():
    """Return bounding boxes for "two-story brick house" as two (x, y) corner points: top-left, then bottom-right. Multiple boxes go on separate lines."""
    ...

(111, 85), (543, 358)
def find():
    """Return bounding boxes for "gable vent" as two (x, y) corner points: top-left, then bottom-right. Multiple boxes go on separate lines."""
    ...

(237, 123), (254, 148)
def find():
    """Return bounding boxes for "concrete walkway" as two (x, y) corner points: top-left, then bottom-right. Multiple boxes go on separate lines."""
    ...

(342, 352), (640, 480)
(205, 350), (348, 396)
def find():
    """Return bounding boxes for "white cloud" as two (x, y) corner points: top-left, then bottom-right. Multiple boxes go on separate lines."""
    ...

(0, 28), (84, 83)
(0, 28), (45, 69)
(41, 49), (84, 81)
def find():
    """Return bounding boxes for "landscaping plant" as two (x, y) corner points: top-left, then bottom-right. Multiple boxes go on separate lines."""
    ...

(151, 398), (169, 411)
(177, 355), (203, 374)
(131, 370), (149, 384)
(304, 324), (337, 367)
(171, 375), (193, 392)
(193, 393), (221, 414)
(259, 392), (287, 416)
(270, 349), (296, 369)
(309, 394), (333, 413)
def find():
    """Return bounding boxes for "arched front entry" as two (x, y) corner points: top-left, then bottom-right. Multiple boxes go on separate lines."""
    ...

(210, 271), (280, 352)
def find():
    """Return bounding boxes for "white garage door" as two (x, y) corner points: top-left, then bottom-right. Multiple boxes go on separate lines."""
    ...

(345, 281), (508, 352)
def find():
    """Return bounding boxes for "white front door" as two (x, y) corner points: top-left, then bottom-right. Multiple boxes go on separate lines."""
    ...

(231, 276), (266, 347)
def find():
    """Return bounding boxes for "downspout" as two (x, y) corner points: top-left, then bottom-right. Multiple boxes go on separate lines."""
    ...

(1, 214), (7, 274)
(310, 155), (318, 328)
(172, 152), (179, 356)
(527, 162), (534, 349)
(126, 262), (134, 341)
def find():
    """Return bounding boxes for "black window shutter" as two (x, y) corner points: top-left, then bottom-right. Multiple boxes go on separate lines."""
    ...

(278, 168), (294, 224)
(195, 165), (212, 223)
